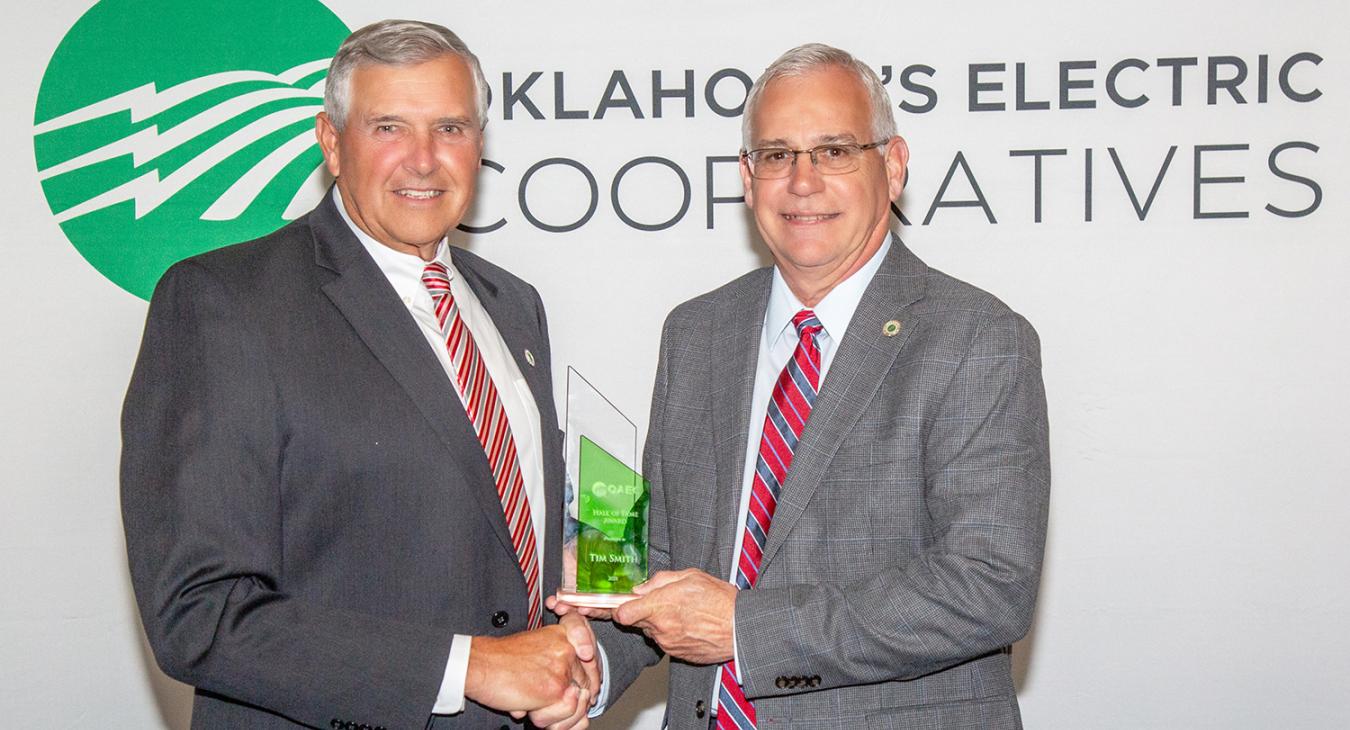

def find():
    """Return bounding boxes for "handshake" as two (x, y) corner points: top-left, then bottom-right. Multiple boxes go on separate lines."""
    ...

(467, 568), (739, 729)
(465, 612), (601, 730)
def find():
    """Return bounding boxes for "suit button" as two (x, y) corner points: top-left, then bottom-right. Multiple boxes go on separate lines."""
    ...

(695, 699), (706, 718)
(775, 676), (787, 688)
(330, 722), (341, 729)
(811, 674), (822, 687)
(491, 610), (509, 628)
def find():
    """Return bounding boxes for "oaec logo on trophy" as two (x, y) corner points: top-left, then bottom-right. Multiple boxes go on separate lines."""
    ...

(33, 0), (350, 299)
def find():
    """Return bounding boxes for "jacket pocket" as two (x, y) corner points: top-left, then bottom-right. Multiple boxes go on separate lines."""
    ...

(866, 695), (1020, 730)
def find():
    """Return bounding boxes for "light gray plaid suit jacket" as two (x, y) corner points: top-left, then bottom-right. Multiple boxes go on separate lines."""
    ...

(599, 237), (1050, 729)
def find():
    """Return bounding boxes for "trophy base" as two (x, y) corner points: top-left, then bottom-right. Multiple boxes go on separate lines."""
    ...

(555, 590), (637, 608)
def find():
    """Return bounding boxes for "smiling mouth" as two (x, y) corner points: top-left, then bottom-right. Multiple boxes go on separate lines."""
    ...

(394, 188), (444, 200)
(782, 213), (839, 223)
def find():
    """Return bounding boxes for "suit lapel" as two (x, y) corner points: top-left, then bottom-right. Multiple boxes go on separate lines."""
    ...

(710, 269), (773, 577)
(310, 197), (519, 562)
(758, 239), (929, 571)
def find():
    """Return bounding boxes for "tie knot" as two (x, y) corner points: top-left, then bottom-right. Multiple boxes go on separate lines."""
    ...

(421, 261), (451, 296)
(792, 309), (823, 338)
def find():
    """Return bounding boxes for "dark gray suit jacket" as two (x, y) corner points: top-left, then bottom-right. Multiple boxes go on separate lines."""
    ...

(600, 239), (1050, 729)
(121, 192), (564, 730)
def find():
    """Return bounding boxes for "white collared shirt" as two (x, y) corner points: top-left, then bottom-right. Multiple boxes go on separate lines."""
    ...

(720, 236), (892, 691)
(334, 188), (546, 715)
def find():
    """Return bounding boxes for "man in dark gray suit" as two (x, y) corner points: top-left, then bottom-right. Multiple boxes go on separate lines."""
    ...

(122, 20), (599, 730)
(570, 43), (1051, 728)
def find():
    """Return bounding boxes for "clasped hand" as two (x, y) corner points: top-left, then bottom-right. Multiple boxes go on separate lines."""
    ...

(465, 613), (599, 729)
(550, 568), (737, 666)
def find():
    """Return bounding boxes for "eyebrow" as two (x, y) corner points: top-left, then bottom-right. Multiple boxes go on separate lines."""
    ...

(434, 116), (476, 127)
(753, 132), (862, 148)
(364, 114), (475, 127)
(815, 133), (862, 145)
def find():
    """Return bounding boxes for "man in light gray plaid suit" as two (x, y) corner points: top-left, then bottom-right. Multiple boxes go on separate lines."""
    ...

(559, 43), (1050, 729)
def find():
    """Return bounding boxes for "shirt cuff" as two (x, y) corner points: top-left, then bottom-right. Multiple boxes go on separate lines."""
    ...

(588, 638), (612, 717)
(432, 634), (472, 715)
(731, 615), (742, 681)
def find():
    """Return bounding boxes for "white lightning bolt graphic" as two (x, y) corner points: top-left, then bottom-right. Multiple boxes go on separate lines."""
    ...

(33, 59), (328, 133)
(50, 105), (320, 223)
(203, 129), (322, 221)
(35, 59), (331, 223)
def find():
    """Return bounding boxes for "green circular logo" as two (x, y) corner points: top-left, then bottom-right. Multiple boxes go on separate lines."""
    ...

(33, 0), (350, 299)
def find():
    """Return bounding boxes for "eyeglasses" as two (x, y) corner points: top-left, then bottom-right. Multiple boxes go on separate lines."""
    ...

(741, 140), (888, 179)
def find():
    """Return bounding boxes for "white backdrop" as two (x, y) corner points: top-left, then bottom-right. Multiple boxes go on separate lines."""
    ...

(3, 1), (1348, 727)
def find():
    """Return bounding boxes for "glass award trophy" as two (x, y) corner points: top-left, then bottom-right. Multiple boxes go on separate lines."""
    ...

(558, 367), (649, 608)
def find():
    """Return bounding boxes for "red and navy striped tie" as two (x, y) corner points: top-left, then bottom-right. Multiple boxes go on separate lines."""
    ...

(422, 261), (542, 630)
(716, 309), (824, 729)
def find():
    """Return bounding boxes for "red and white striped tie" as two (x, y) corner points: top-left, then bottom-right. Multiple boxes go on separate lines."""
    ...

(716, 309), (824, 729)
(422, 261), (542, 630)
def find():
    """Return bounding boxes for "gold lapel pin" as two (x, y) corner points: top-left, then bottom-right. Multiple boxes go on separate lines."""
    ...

(883, 319), (902, 337)
(524, 349), (536, 366)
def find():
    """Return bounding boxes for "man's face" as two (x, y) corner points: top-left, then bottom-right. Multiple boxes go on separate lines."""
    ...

(316, 54), (482, 257)
(740, 66), (908, 289)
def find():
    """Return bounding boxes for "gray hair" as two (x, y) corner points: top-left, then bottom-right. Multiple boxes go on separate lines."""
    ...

(741, 43), (897, 150)
(324, 19), (489, 131)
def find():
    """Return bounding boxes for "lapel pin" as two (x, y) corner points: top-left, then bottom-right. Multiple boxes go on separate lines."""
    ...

(524, 349), (536, 367)
(883, 319), (902, 337)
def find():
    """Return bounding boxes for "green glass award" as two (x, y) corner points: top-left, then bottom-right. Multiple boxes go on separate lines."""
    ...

(558, 367), (649, 608)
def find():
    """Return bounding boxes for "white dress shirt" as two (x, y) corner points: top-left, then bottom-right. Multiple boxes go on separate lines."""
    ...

(718, 236), (891, 698)
(334, 189), (546, 715)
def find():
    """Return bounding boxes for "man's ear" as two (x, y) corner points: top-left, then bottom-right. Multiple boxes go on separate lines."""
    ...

(884, 135), (910, 201)
(315, 112), (341, 178)
(740, 155), (756, 209)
